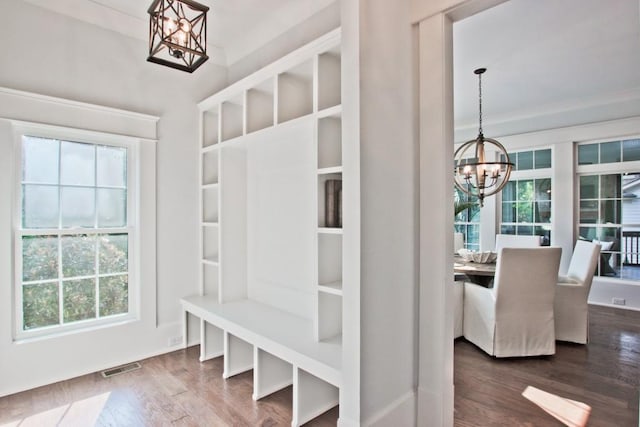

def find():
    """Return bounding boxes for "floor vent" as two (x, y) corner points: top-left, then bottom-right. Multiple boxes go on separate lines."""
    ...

(100, 362), (142, 378)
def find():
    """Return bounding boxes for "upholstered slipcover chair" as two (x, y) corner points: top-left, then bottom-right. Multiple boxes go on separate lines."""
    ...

(554, 240), (600, 344)
(463, 247), (562, 357)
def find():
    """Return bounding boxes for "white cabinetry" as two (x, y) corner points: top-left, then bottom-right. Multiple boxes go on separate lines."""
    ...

(182, 29), (351, 426)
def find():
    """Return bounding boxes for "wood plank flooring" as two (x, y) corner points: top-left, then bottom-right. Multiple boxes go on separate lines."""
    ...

(2, 304), (637, 426)
(455, 304), (640, 426)
(0, 346), (338, 426)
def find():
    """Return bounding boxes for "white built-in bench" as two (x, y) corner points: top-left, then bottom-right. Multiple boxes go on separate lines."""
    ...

(181, 295), (341, 426)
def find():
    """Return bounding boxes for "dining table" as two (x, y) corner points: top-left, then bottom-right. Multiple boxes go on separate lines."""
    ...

(454, 255), (496, 287)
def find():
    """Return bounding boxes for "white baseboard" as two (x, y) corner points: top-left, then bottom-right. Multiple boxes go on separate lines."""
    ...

(363, 391), (416, 427)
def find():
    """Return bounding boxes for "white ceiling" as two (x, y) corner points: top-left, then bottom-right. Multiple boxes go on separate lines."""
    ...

(454, 0), (640, 140)
(22, 0), (335, 66)
(20, 0), (640, 139)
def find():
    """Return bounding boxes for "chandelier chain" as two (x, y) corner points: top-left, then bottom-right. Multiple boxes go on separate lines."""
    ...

(478, 71), (483, 136)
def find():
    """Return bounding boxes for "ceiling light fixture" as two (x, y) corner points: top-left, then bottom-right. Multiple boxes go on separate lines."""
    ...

(454, 68), (513, 207)
(147, 0), (209, 73)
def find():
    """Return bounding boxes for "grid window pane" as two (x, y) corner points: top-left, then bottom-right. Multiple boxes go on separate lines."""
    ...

(61, 187), (96, 228)
(23, 283), (59, 329)
(99, 234), (128, 274)
(97, 146), (127, 188)
(600, 141), (621, 164)
(97, 189), (126, 227)
(502, 202), (516, 223)
(600, 200), (621, 224)
(99, 275), (128, 317)
(63, 279), (96, 323)
(623, 139), (640, 162)
(580, 175), (599, 199)
(600, 174), (621, 199)
(23, 185), (59, 228)
(60, 141), (95, 186)
(534, 149), (552, 169)
(578, 144), (599, 165)
(517, 180), (533, 201)
(502, 181), (516, 202)
(535, 179), (552, 201)
(61, 235), (96, 278)
(516, 225), (533, 235)
(500, 225), (516, 234)
(22, 137), (59, 184)
(22, 236), (58, 282)
(517, 151), (534, 170)
(580, 200), (598, 224)
(517, 201), (534, 223)
(535, 201), (551, 223)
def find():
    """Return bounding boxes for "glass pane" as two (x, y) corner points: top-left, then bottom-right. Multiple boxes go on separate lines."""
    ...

(534, 226), (551, 246)
(600, 174), (621, 199)
(623, 139), (640, 162)
(61, 235), (96, 278)
(517, 151), (533, 171)
(578, 226), (597, 241)
(516, 225), (533, 235)
(61, 187), (95, 228)
(22, 136), (59, 184)
(502, 181), (516, 201)
(600, 200), (621, 224)
(99, 275), (128, 317)
(466, 224), (479, 246)
(23, 185), (59, 228)
(622, 173), (640, 200)
(535, 201), (551, 223)
(97, 189), (126, 227)
(469, 203), (480, 222)
(97, 146), (126, 188)
(517, 202), (534, 223)
(578, 144), (598, 165)
(500, 225), (516, 234)
(580, 200), (598, 224)
(517, 180), (534, 201)
(63, 278), (96, 323)
(535, 179), (552, 201)
(534, 149), (552, 169)
(502, 202), (516, 223)
(22, 236), (59, 282)
(600, 141), (621, 164)
(580, 175), (598, 199)
(99, 234), (128, 274)
(23, 283), (59, 329)
(60, 141), (95, 186)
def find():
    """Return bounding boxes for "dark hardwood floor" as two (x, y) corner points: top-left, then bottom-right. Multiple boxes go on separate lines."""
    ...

(0, 345), (338, 426)
(455, 304), (640, 427)
(2, 305), (637, 426)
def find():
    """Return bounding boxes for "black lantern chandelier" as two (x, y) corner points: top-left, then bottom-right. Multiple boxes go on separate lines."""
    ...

(454, 68), (513, 207)
(147, 0), (209, 73)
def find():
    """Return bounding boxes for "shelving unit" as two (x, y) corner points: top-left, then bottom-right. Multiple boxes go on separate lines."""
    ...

(184, 29), (350, 426)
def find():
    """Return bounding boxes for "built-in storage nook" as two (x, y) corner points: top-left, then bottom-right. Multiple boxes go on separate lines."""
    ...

(182, 29), (352, 426)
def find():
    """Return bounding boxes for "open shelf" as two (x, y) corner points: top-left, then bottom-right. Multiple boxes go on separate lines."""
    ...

(221, 95), (245, 141)
(202, 108), (219, 148)
(224, 332), (253, 379)
(202, 262), (218, 296)
(202, 151), (219, 186)
(253, 348), (293, 400)
(277, 60), (314, 124)
(317, 46), (341, 111)
(293, 368), (339, 427)
(202, 186), (219, 223)
(200, 320), (223, 361)
(316, 292), (342, 342)
(247, 79), (275, 134)
(318, 173), (342, 229)
(318, 115), (342, 170)
(318, 233), (342, 289)
(318, 281), (343, 296)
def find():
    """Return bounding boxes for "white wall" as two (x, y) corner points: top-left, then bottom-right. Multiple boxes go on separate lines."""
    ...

(0, 1), (226, 396)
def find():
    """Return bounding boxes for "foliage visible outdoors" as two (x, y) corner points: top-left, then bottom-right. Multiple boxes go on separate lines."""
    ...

(20, 136), (129, 332)
(22, 234), (128, 330)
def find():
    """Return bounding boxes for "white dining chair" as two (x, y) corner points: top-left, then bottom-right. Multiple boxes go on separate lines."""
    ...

(554, 240), (600, 344)
(463, 247), (562, 357)
(495, 234), (541, 253)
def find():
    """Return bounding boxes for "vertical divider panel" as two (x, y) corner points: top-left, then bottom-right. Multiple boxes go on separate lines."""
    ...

(200, 320), (224, 361)
(223, 332), (254, 379)
(219, 145), (248, 302)
(292, 368), (339, 427)
(252, 347), (293, 400)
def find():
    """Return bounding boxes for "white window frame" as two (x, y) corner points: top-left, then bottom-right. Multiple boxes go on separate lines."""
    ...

(12, 122), (140, 340)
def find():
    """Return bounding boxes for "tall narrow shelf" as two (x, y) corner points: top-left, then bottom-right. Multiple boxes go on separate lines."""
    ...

(184, 29), (352, 427)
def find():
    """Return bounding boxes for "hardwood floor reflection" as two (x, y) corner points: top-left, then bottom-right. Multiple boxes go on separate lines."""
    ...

(454, 304), (640, 426)
(0, 346), (338, 426)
